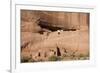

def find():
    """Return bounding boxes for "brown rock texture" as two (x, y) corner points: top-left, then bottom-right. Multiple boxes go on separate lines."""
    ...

(21, 10), (89, 62)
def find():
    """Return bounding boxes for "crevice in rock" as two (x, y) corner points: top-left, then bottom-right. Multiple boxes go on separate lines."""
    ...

(21, 42), (29, 50)
(56, 46), (61, 56)
(38, 52), (41, 57)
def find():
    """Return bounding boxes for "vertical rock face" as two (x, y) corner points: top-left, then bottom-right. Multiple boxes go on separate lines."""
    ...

(21, 10), (89, 62)
(79, 13), (89, 30)
(21, 10), (41, 33)
(21, 10), (39, 22)
(39, 11), (89, 30)
(21, 10), (89, 32)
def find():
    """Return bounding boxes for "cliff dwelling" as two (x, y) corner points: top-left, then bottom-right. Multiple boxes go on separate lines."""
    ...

(21, 10), (89, 62)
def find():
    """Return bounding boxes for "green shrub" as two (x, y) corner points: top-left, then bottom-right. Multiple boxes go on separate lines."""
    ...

(48, 56), (58, 61)
(78, 53), (89, 60)
(48, 56), (62, 61)
(21, 56), (31, 63)
(28, 59), (36, 62)
(78, 54), (85, 57)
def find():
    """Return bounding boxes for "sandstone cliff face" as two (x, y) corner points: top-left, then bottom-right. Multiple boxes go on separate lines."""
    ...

(21, 10), (89, 31)
(21, 10), (89, 62)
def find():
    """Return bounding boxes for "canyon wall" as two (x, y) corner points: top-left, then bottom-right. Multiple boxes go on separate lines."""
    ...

(21, 10), (89, 62)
